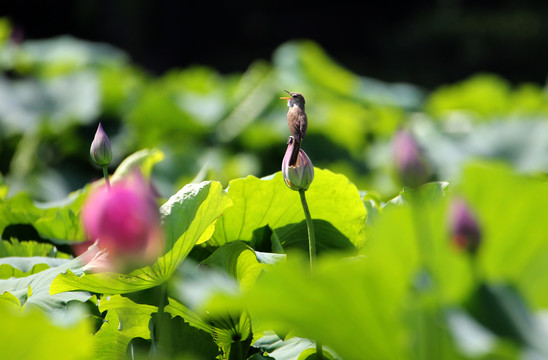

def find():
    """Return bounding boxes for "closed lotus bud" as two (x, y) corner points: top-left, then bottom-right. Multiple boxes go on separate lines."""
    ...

(282, 136), (314, 191)
(90, 123), (112, 167)
(392, 129), (429, 187)
(81, 170), (164, 272)
(449, 199), (481, 255)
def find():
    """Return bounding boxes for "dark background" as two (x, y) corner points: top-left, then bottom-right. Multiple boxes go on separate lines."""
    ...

(3, 0), (548, 89)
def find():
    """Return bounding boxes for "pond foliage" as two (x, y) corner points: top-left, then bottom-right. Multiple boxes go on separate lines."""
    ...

(1, 18), (548, 360)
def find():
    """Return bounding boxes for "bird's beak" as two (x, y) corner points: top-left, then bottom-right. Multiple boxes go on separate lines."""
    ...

(281, 89), (292, 100)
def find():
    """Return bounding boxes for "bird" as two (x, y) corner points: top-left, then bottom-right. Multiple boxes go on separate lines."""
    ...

(281, 90), (308, 166)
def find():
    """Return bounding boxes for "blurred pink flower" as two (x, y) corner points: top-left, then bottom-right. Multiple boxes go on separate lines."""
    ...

(449, 199), (481, 255)
(81, 171), (164, 272)
(81, 243), (113, 273)
(392, 129), (430, 187)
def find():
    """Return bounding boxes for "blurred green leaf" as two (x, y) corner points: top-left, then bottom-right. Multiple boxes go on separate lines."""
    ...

(386, 181), (450, 207)
(457, 162), (548, 309)
(15, 35), (127, 77)
(98, 64), (145, 116)
(273, 40), (423, 109)
(226, 254), (408, 360)
(0, 71), (100, 135)
(426, 73), (548, 121)
(215, 62), (277, 144)
(419, 119), (548, 181)
(465, 282), (548, 355)
(0, 302), (94, 360)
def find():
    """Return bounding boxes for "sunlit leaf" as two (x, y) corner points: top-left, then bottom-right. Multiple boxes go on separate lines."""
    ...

(0, 256), (70, 279)
(0, 249), (91, 313)
(0, 186), (88, 244)
(94, 295), (157, 360)
(211, 169), (366, 252)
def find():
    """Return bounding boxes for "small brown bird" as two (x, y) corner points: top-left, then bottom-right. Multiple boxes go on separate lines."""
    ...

(280, 90), (308, 166)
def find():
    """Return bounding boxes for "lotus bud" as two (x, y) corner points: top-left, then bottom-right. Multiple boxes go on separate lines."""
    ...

(392, 129), (429, 187)
(282, 136), (314, 191)
(449, 199), (481, 255)
(81, 170), (164, 272)
(90, 123), (112, 167)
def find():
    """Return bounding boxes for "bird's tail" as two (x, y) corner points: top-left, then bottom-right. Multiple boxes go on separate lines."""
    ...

(289, 138), (301, 166)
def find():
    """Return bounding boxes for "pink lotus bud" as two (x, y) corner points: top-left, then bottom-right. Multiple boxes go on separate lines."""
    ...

(90, 123), (112, 167)
(392, 129), (429, 187)
(81, 171), (164, 271)
(449, 199), (481, 255)
(282, 136), (314, 191)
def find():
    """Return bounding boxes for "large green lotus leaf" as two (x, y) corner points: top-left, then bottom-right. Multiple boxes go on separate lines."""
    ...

(0, 251), (91, 313)
(457, 162), (548, 309)
(0, 302), (94, 360)
(0, 189), (86, 243)
(210, 169), (366, 251)
(50, 180), (232, 295)
(94, 295), (157, 360)
(32, 187), (88, 242)
(0, 256), (70, 279)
